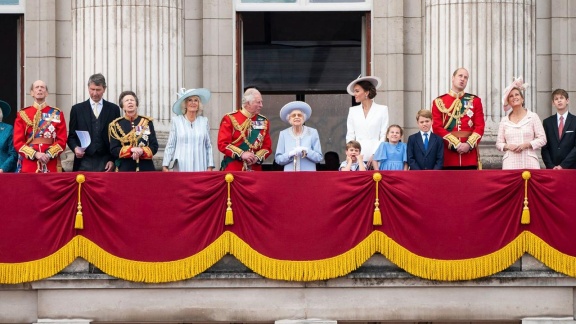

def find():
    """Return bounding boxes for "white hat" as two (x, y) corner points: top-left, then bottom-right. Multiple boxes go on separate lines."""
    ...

(346, 76), (382, 95)
(279, 101), (312, 123)
(172, 88), (211, 115)
(502, 77), (528, 112)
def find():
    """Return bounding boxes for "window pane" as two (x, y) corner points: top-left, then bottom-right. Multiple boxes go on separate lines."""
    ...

(243, 12), (363, 92)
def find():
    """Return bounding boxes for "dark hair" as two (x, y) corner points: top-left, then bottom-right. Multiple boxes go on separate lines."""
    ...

(355, 81), (377, 99)
(552, 89), (569, 100)
(118, 91), (139, 108)
(88, 73), (107, 88)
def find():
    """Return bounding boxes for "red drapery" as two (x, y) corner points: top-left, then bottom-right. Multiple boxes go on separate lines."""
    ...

(1, 170), (575, 283)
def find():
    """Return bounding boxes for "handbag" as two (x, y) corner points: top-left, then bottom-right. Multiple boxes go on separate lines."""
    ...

(168, 158), (179, 171)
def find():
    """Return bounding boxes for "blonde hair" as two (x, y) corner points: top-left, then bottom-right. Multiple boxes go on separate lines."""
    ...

(385, 124), (403, 142)
(181, 95), (203, 115)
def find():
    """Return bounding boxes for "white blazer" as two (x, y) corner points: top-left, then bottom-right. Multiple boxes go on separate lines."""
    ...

(345, 102), (389, 161)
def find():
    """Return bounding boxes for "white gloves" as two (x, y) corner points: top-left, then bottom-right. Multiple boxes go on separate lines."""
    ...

(288, 146), (309, 158)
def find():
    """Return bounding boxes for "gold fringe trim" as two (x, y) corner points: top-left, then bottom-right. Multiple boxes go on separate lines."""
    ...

(5, 231), (576, 283)
(524, 231), (576, 277)
(377, 231), (526, 281)
(0, 237), (79, 284)
(229, 231), (378, 281)
(76, 235), (228, 283)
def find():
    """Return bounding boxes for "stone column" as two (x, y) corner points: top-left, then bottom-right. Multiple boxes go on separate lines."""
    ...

(425, 0), (536, 168)
(72, 0), (183, 131)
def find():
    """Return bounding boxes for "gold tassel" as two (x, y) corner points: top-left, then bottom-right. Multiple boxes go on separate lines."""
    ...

(75, 174), (86, 229)
(373, 172), (382, 226)
(521, 171), (531, 224)
(225, 173), (234, 225)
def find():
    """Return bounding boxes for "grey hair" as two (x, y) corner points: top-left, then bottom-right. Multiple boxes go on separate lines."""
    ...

(88, 73), (107, 88)
(181, 95), (203, 115)
(242, 88), (260, 107)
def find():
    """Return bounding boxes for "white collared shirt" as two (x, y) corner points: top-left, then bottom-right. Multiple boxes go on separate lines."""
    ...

(420, 131), (430, 143)
(558, 111), (569, 126)
(90, 99), (101, 116)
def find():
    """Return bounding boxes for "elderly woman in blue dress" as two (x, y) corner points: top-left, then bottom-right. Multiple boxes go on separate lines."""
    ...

(275, 101), (323, 171)
(0, 100), (17, 172)
(162, 88), (215, 172)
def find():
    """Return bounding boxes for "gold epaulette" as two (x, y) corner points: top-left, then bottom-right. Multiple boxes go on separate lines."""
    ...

(257, 114), (268, 120)
(139, 115), (154, 122)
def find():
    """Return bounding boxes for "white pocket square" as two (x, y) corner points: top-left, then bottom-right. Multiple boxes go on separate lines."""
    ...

(566, 131), (574, 133)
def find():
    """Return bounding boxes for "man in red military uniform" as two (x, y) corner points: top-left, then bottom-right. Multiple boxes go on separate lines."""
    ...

(14, 80), (67, 173)
(218, 88), (272, 171)
(432, 68), (485, 169)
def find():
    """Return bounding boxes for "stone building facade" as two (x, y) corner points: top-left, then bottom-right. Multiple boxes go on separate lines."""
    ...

(1, 0), (576, 322)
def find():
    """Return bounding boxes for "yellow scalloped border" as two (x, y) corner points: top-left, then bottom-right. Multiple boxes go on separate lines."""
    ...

(0, 231), (575, 283)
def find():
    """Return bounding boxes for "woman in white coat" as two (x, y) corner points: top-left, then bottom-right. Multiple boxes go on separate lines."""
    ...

(345, 76), (389, 164)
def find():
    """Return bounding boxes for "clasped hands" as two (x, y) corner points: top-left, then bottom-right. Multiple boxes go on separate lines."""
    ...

(34, 152), (51, 164)
(241, 151), (258, 165)
(288, 146), (308, 158)
(506, 142), (531, 153)
(131, 147), (144, 160)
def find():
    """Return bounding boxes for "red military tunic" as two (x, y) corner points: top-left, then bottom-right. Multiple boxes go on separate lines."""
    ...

(217, 108), (272, 171)
(431, 90), (485, 168)
(13, 102), (67, 173)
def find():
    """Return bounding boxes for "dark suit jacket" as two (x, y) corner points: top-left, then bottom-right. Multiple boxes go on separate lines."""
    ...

(407, 131), (444, 170)
(542, 112), (576, 169)
(68, 99), (121, 171)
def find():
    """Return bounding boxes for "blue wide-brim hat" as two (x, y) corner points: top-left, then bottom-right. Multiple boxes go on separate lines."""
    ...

(0, 100), (11, 119)
(346, 75), (382, 95)
(172, 88), (211, 115)
(279, 101), (312, 123)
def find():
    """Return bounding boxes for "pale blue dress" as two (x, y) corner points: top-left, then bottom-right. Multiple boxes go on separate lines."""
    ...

(162, 115), (214, 171)
(275, 126), (323, 171)
(373, 142), (407, 170)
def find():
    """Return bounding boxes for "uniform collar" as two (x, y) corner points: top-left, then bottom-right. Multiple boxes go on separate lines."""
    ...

(449, 89), (465, 98)
(240, 107), (254, 119)
(33, 101), (47, 110)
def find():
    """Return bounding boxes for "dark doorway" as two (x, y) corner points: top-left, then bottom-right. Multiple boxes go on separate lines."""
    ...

(0, 14), (20, 125)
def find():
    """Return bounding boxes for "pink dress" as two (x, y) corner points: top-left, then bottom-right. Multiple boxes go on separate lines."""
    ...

(496, 110), (547, 169)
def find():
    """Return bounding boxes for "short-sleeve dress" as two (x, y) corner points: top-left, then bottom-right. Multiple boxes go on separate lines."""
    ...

(373, 142), (407, 170)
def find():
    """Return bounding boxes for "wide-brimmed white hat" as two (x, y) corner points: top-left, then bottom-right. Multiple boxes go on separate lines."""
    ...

(502, 77), (528, 112)
(172, 88), (211, 115)
(279, 101), (312, 123)
(346, 75), (382, 95)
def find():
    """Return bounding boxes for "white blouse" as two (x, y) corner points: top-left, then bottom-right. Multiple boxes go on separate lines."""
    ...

(345, 101), (389, 161)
